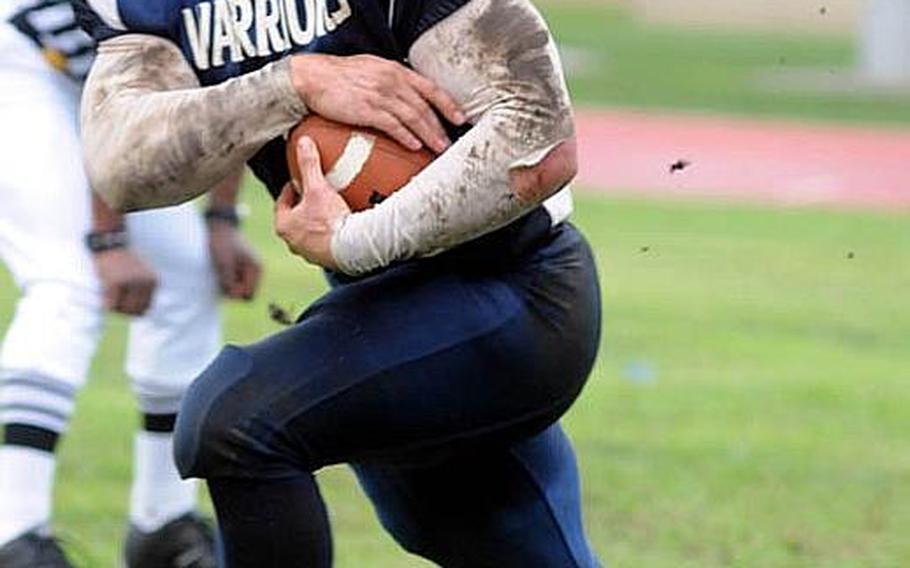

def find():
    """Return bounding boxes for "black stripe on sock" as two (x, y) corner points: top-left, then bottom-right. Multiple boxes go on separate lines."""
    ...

(143, 413), (177, 433)
(3, 423), (60, 453)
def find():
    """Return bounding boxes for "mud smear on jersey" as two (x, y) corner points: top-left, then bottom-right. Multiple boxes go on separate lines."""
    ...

(471, 0), (575, 206)
(84, 36), (303, 211)
(85, 37), (203, 208)
(355, 0), (577, 269)
(431, 0), (572, 205)
(472, 0), (560, 105)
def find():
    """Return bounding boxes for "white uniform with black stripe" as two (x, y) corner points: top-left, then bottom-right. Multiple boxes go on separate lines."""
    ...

(0, 0), (222, 429)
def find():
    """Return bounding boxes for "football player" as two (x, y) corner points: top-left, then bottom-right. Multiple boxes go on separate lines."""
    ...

(0, 1), (261, 566)
(74, 0), (603, 566)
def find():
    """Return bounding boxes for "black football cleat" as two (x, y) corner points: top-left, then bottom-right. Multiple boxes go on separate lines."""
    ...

(124, 513), (217, 568)
(0, 530), (73, 568)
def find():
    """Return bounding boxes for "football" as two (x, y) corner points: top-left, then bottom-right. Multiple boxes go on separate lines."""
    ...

(286, 115), (435, 212)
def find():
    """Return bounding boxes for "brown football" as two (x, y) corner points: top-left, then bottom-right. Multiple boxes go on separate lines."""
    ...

(286, 115), (435, 212)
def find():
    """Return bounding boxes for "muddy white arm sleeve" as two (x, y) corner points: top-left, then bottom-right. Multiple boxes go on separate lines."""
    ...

(81, 34), (307, 212)
(331, 0), (574, 275)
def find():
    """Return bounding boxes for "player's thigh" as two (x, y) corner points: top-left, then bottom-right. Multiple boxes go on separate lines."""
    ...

(125, 203), (221, 410)
(0, 60), (103, 387)
(353, 424), (601, 568)
(0, 66), (95, 288)
(175, 261), (591, 479)
(0, 280), (102, 382)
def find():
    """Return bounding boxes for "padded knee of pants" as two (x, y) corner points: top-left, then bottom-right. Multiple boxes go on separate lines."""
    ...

(173, 346), (300, 480)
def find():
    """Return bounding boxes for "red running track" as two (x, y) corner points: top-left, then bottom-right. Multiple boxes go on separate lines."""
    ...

(574, 109), (910, 210)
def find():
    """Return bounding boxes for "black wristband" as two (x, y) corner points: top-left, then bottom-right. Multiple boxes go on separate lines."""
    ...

(85, 229), (129, 253)
(204, 207), (241, 227)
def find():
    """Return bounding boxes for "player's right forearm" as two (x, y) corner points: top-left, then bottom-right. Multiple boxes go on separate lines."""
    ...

(81, 34), (306, 212)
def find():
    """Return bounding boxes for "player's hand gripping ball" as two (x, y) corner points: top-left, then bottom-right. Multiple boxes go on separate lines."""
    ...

(286, 115), (435, 212)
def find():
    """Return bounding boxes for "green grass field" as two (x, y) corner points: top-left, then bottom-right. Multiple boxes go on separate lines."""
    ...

(542, 2), (910, 124)
(2, 2), (909, 566)
(2, 189), (908, 566)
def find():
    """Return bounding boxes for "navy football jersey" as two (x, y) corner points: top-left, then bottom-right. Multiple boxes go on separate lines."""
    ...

(72, 0), (471, 193)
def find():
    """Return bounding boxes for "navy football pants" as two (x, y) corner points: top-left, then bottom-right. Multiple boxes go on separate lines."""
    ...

(175, 218), (602, 566)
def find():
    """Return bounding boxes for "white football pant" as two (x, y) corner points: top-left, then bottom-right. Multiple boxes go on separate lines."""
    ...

(0, 22), (222, 432)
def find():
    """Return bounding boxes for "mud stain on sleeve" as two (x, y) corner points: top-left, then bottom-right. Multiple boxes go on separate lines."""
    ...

(332, 0), (576, 274)
(82, 35), (306, 211)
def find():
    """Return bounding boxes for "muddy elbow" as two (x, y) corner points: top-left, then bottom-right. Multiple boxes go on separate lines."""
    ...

(88, 164), (154, 213)
(510, 137), (578, 204)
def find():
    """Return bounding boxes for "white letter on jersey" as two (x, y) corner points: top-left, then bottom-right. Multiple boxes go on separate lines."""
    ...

(277, 0), (292, 46)
(285, 0), (315, 46)
(314, 0), (328, 36)
(329, 0), (352, 29)
(183, 4), (213, 70)
(254, 0), (287, 56)
(230, 0), (258, 58)
(212, 0), (241, 65)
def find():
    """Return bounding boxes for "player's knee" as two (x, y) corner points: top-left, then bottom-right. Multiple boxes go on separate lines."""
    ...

(173, 346), (255, 479)
(17, 281), (102, 334)
(1, 281), (102, 383)
(175, 342), (318, 480)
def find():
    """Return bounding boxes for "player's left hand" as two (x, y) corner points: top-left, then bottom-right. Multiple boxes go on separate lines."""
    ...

(93, 248), (158, 316)
(275, 137), (351, 270)
(207, 223), (262, 300)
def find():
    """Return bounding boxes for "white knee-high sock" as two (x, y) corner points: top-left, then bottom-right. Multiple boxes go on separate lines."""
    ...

(129, 432), (198, 532)
(0, 446), (56, 546)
